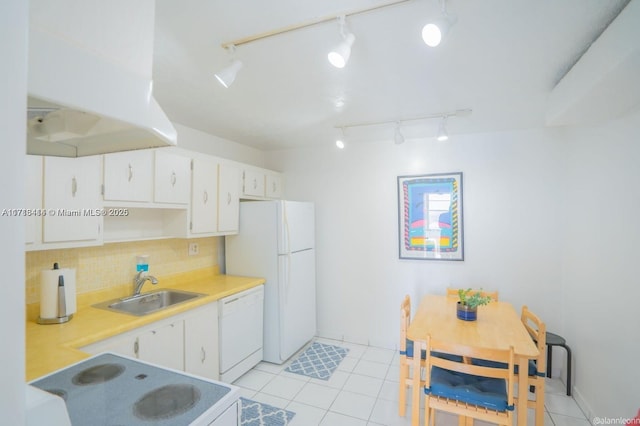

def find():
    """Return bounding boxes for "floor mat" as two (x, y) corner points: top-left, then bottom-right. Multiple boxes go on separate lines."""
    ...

(240, 397), (295, 426)
(284, 341), (349, 380)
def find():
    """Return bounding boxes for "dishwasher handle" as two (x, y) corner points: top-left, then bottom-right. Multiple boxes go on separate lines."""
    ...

(219, 286), (264, 317)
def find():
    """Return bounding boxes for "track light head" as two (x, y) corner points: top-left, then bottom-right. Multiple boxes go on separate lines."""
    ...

(394, 123), (405, 144)
(336, 128), (346, 149)
(436, 116), (449, 141)
(329, 16), (356, 68)
(422, 0), (454, 47)
(215, 59), (243, 88)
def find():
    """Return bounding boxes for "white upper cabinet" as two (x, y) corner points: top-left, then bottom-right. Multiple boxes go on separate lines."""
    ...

(154, 150), (190, 204)
(190, 156), (218, 235)
(25, 155), (43, 247)
(218, 163), (240, 233)
(240, 166), (283, 200)
(103, 150), (153, 202)
(242, 168), (265, 198)
(42, 155), (103, 244)
(266, 173), (284, 199)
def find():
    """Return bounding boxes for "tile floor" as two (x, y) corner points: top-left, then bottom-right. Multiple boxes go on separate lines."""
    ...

(233, 337), (591, 426)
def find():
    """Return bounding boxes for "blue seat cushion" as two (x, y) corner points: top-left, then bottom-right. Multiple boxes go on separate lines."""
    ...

(471, 358), (543, 377)
(401, 339), (463, 362)
(427, 366), (512, 411)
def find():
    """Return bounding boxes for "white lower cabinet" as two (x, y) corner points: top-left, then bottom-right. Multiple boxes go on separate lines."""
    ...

(184, 303), (219, 380)
(81, 302), (219, 377)
(137, 319), (184, 371)
(81, 329), (138, 359)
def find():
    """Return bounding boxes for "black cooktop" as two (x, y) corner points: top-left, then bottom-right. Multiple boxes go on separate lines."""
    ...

(30, 353), (233, 426)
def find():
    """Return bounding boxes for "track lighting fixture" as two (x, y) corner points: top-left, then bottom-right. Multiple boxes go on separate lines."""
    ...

(328, 16), (356, 69)
(422, 0), (454, 47)
(394, 122), (405, 144)
(334, 108), (471, 147)
(336, 128), (346, 149)
(215, 46), (243, 88)
(436, 115), (449, 141)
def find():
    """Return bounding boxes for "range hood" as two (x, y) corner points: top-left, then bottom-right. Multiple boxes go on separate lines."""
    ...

(27, 26), (177, 157)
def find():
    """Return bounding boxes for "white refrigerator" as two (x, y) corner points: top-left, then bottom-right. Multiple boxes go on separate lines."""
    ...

(225, 200), (316, 364)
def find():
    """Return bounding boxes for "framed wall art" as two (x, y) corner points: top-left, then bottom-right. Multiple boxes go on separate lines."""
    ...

(397, 172), (464, 261)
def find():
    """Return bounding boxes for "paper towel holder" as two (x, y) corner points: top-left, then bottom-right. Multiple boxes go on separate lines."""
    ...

(37, 262), (74, 325)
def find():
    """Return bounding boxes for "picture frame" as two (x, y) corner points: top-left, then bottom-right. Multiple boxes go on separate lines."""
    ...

(397, 172), (464, 261)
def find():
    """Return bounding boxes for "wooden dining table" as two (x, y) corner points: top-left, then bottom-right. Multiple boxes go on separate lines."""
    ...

(406, 295), (539, 426)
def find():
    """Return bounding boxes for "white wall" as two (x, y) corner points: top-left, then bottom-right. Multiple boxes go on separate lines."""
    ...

(561, 109), (640, 420)
(267, 128), (566, 348)
(0, 0), (27, 421)
(174, 122), (267, 167)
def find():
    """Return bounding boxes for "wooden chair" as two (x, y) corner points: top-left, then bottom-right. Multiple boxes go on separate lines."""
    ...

(446, 288), (499, 301)
(518, 306), (546, 426)
(413, 337), (516, 426)
(399, 295), (425, 417)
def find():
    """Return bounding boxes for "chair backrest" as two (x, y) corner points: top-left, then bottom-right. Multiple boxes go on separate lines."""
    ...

(521, 305), (546, 374)
(446, 288), (499, 302)
(400, 295), (411, 353)
(419, 336), (515, 410)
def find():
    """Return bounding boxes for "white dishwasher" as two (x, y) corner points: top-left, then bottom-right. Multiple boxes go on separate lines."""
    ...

(219, 285), (264, 383)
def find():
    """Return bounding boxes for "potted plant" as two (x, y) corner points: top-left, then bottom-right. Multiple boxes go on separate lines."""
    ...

(456, 288), (492, 321)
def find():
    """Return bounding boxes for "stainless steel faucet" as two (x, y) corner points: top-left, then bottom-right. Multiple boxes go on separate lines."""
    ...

(133, 271), (158, 296)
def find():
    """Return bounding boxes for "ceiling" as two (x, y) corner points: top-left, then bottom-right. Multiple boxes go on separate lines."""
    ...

(151, 0), (630, 150)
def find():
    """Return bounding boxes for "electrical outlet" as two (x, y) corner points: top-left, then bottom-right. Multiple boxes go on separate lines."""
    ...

(188, 242), (199, 256)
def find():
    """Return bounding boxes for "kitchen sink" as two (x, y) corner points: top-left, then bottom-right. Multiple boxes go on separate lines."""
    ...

(93, 289), (206, 316)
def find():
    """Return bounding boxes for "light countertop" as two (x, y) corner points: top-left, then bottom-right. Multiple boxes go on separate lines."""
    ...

(26, 267), (265, 381)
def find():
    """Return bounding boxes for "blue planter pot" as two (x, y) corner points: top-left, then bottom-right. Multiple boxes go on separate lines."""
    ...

(456, 302), (477, 321)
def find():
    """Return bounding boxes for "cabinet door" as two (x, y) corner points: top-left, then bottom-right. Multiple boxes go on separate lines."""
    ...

(43, 156), (102, 243)
(137, 320), (184, 370)
(103, 150), (153, 202)
(218, 164), (240, 232)
(242, 169), (265, 197)
(184, 303), (219, 380)
(25, 155), (43, 246)
(154, 151), (190, 204)
(191, 157), (218, 234)
(81, 332), (138, 358)
(265, 174), (283, 199)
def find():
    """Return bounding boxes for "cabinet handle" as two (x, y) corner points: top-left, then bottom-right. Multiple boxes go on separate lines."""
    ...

(227, 192), (231, 205)
(128, 163), (133, 182)
(134, 338), (139, 357)
(203, 191), (208, 204)
(171, 171), (177, 186)
(71, 177), (77, 197)
(201, 347), (206, 363)
(272, 182), (276, 193)
(253, 178), (257, 189)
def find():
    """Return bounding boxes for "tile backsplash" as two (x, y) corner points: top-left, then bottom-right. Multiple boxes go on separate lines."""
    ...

(26, 237), (219, 304)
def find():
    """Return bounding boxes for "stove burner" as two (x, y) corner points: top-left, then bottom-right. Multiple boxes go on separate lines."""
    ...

(71, 363), (125, 385)
(44, 388), (67, 401)
(133, 384), (201, 420)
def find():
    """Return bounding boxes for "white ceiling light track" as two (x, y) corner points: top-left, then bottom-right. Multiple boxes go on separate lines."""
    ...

(334, 108), (471, 146)
(219, 0), (412, 50)
(214, 0), (412, 87)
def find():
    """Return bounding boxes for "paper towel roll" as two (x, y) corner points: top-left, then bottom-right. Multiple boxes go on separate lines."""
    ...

(40, 268), (76, 320)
